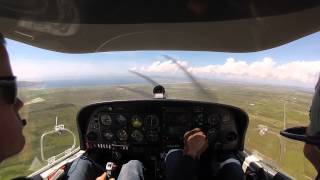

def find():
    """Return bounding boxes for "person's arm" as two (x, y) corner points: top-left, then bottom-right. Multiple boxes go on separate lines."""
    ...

(172, 155), (199, 180)
(171, 128), (208, 180)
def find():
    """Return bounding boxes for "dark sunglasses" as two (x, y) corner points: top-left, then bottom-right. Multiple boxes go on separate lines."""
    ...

(0, 76), (27, 126)
(0, 76), (17, 104)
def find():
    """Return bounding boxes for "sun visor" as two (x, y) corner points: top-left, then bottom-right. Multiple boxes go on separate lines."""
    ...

(0, 1), (320, 53)
(280, 127), (320, 146)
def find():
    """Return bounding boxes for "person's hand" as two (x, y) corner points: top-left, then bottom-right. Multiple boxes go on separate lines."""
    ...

(183, 128), (208, 160)
(96, 172), (107, 180)
(96, 172), (115, 180)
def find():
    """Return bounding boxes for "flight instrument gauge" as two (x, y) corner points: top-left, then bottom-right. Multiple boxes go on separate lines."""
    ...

(117, 129), (128, 141)
(131, 115), (143, 128)
(131, 130), (144, 142)
(144, 115), (159, 129)
(116, 114), (127, 125)
(208, 114), (221, 128)
(100, 113), (112, 126)
(102, 130), (114, 141)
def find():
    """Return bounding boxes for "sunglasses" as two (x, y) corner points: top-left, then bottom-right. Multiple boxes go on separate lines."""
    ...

(0, 76), (17, 104)
(0, 76), (27, 126)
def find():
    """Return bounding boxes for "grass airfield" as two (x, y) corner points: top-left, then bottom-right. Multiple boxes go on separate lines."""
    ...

(0, 81), (316, 179)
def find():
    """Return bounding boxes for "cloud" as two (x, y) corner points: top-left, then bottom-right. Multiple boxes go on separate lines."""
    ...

(12, 56), (320, 87)
(134, 57), (320, 86)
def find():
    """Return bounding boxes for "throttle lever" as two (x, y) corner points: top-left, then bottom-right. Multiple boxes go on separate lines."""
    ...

(105, 162), (117, 180)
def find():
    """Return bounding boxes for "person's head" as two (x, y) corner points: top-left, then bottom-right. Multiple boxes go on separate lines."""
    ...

(0, 33), (25, 162)
(304, 75), (320, 173)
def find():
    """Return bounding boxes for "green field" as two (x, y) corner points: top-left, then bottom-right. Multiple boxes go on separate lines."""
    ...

(0, 81), (316, 179)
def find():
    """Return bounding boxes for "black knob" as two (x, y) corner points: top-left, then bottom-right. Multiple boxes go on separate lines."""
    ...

(87, 132), (98, 141)
(226, 132), (237, 142)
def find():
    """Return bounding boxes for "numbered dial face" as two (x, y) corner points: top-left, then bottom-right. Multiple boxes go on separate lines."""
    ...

(100, 113), (112, 126)
(131, 130), (144, 142)
(144, 115), (159, 129)
(208, 114), (221, 128)
(117, 129), (128, 141)
(131, 115), (143, 128)
(116, 114), (127, 125)
(102, 130), (114, 141)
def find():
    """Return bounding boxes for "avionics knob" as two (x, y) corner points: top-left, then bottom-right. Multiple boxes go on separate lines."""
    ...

(117, 129), (128, 141)
(87, 132), (98, 141)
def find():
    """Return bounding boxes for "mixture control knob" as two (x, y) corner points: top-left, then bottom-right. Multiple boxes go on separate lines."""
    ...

(117, 129), (128, 141)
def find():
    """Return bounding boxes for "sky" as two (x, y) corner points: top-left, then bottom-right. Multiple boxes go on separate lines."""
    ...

(6, 31), (320, 88)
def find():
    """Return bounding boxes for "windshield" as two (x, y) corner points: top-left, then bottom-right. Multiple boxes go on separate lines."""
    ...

(1, 32), (320, 179)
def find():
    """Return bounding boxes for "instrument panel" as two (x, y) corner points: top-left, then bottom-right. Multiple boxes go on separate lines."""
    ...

(77, 100), (248, 154)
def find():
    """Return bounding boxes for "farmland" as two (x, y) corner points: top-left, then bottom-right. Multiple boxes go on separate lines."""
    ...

(0, 81), (316, 179)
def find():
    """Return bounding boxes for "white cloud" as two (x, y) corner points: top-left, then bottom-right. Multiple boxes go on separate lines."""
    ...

(11, 56), (320, 87)
(134, 57), (320, 86)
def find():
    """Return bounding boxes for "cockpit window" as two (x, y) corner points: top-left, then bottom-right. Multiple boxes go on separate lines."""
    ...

(0, 32), (320, 179)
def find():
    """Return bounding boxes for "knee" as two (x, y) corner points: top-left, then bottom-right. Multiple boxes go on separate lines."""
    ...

(219, 158), (244, 179)
(304, 143), (312, 160)
(165, 149), (183, 162)
(127, 160), (143, 167)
